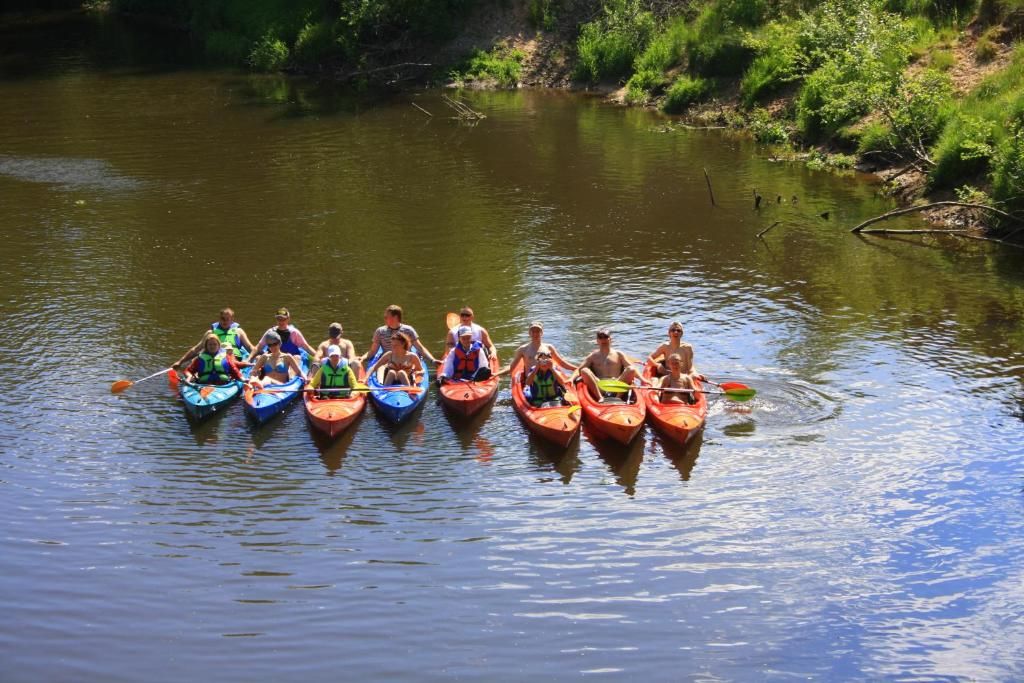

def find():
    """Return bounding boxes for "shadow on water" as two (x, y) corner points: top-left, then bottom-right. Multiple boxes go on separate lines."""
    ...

(584, 423), (647, 496)
(439, 396), (496, 445)
(369, 403), (429, 453)
(526, 433), (581, 485)
(650, 429), (706, 482)
(311, 413), (364, 473)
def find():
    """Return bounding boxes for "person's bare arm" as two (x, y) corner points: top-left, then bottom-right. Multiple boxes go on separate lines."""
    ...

(550, 345), (577, 371)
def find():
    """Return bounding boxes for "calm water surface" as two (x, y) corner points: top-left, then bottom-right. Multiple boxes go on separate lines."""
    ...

(1, 15), (1023, 682)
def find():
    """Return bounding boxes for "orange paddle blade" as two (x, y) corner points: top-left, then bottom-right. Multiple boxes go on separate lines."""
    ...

(446, 312), (459, 330)
(110, 380), (133, 393)
(199, 386), (217, 399)
(167, 370), (180, 388)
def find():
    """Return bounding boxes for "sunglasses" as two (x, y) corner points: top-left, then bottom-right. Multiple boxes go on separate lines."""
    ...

(596, 333), (610, 339)
(669, 328), (682, 334)
(268, 341), (280, 347)
(460, 313), (472, 318)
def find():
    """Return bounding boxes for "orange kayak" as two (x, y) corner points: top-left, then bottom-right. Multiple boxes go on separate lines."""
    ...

(439, 352), (500, 417)
(510, 359), (581, 448)
(303, 366), (367, 439)
(642, 361), (707, 444)
(575, 373), (647, 445)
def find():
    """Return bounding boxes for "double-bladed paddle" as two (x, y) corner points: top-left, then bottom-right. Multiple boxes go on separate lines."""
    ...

(111, 368), (176, 393)
(597, 379), (756, 402)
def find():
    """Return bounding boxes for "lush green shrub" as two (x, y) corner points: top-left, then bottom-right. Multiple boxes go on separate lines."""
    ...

(293, 21), (336, 64)
(662, 75), (709, 113)
(749, 108), (790, 143)
(975, 27), (1001, 62)
(528, 0), (559, 31)
(248, 31), (290, 71)
(575, 0), (656, 82)
(991, 120), (1024, 206)
(868, 69), (955, 158)
(625, 68), (666, 103)
(930, 49), (956, 70)
(454, 47), (525, 87)
(633, 16), (690, 75)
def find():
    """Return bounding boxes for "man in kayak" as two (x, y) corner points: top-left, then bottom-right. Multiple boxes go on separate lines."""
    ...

(180, 333), (246, 386)
(173, 307), (254, 369)
(315, 322), (361, 375)
(365, 332), (425, 386)
(646, 320), (704, 378)
(503, 321), (576, 381)
(360, 304), (441, 368)
(251, 308), (317, 359)
(523, 351), (570, 407)
(573, 328), (646, 402)
(307, 345), (359, 399)
(444, 307), (497, 358)
(438, 326), (491, 385)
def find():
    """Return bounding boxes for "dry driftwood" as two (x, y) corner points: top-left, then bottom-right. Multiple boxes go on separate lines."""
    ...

(442, 94), (485, 120)
(849, 201), (1021, 233)
(756, 221), (782, 238)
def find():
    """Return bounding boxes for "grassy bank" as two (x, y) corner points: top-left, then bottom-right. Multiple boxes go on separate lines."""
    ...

(571, 0), (1024, 231)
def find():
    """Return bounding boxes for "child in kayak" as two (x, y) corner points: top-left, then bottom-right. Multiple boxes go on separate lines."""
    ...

(307, 346), (359, 399)
(438, 326), (490, 384)
(523, 351), (570, 407)
(658, 346), (700, 405)
(181, 334), (245, 385)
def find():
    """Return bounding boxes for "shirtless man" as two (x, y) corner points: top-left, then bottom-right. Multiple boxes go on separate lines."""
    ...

(504, 321), (576, 381)
(315, 322), (361, 375)
(573, 328), (645, 402)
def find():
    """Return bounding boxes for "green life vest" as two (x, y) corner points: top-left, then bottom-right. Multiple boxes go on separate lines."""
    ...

(531, 369), (558, 403)
(211, 323), (242, 357)
(197, 351), (231, 383)
(320, 362), (354, 390)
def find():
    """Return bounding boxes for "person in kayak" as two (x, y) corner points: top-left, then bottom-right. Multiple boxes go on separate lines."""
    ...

(438, 326), (491, 385)
(315, 322), (361, 375)
(503, 321), (576, 380)
(360, 304), (440, 367)
(646, 321), (696, 376)
(248, 331), (306, 387)
(444, 307), (497, 358)
(181, 333), (245, 385)
(523, 351), (570, 407)
(251, 308), (317, 359)
(365, 332), (424, 386)
(173, 307), (254, 368)
(658, 347), (699, 405)
(573, 328), (646, 402)
(307, 345), (359, 399)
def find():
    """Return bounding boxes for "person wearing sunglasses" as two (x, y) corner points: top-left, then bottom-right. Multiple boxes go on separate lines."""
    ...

(502, 321), (576, 380)
(646, 321), (698, 377)
(173, 307), (254, 369)
(444, 307), (497, 358)
(573, 328), (645, 402)
(180, 333), (246, 386)
(249, 330), (306, 388)
(360, 304), (441, 368)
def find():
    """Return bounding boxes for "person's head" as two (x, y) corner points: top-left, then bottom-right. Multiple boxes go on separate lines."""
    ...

(668, 321), (684, 338)
(385, 305), (403, 325)
(528, 321), (543, 340)
(595, 327), (611, 347)
(391, 331), (410, 351)
(265, 330), (282, 351)
(203, 333), (221, 354)
(328, 322), (343, 338)
(274, 307), (290, 326)
(535, 350), (552, 370)
(218, 308), (235, 326)
(222, 343), (234, 357)
(457, 326), (473, 348)
(459, 307), (474, 324)
(327, 345), (345, 366)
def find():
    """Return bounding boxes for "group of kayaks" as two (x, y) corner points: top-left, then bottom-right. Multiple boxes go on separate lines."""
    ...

(175, 345), (710, 450)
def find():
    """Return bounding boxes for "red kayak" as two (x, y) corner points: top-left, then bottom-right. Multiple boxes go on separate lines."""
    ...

(439, 352), (500, 417)
(642, 361), (706, 444)
(575, 373), (647, 445)
(303, 366), (367, 439)
(510, 359), (581, 448)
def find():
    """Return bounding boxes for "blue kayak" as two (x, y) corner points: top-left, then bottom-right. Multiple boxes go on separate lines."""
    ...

(243, 353), (309, 425)
(366, 347), (429, 424)
(179, 352), (252, 421)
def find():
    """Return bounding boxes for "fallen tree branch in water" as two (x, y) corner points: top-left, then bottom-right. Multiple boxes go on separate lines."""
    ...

(411, 102), (433, 117)
(849, 201), (1024, 233)
(337, 62), (433, 82)
(856, 228), (971, 234)
(442, 95), (485, 120)
(756, 221), (781, 238)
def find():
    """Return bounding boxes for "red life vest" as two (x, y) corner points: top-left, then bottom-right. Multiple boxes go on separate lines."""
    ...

(452, 342), (482, 378)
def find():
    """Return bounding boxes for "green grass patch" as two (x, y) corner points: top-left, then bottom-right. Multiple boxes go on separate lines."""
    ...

(662, 75), (710, 113)
(574, 0), (656, 82)
(453, 47), (526, 88)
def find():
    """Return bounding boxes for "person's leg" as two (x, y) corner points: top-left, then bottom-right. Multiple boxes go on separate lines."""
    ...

(579, 367), (602, 402)
(384, 369), (398, 385)
(395, 370), (411, 386)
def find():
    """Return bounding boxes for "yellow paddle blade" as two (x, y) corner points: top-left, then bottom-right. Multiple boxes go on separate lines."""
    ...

(446, 311), (459, 330)
(110, 380), (133, 393)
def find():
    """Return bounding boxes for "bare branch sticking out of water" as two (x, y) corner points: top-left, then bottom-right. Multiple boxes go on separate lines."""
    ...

(442, 95), (485, 120)
(757, 221), (781, 239)
(849, 201), (1023, 233)
(411, 102), (433, 117)
(703, 168), (715, 207)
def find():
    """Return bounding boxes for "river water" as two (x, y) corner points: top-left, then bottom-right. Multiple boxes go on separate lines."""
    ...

(1, 13), (1023, 682)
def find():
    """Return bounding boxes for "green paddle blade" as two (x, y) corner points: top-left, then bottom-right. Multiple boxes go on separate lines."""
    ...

(597, 379), (632, 392)
(724, 388), (756, 401)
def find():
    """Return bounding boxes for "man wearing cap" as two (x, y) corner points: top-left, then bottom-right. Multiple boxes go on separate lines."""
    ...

(438, 326), (491, 385)
(251, 308), (317, 359)
(573, 328), (646, 402)
(360, 304), (441, 367)
(173, 307), (254, 369)
(307, 345), (359, 399)
(503, 321), (576, 380)
(444, 307), (497, 358)
(315, 322), (361, 375)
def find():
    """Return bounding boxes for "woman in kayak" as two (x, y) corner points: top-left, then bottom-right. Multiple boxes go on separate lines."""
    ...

(249, 330), (306, 388)
(181, 333), (245, 385)
(251, 307), (317, 359)
(366, 332), (424, 386)
(523, 351), (569, 407)
(658, 346), (699, 405)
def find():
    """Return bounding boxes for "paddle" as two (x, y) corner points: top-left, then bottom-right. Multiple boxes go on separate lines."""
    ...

(258, 385), (424, 395)
(180, 381), (219, 400)
(598, 379), (756, 402)
(111, 368), (176, 393)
